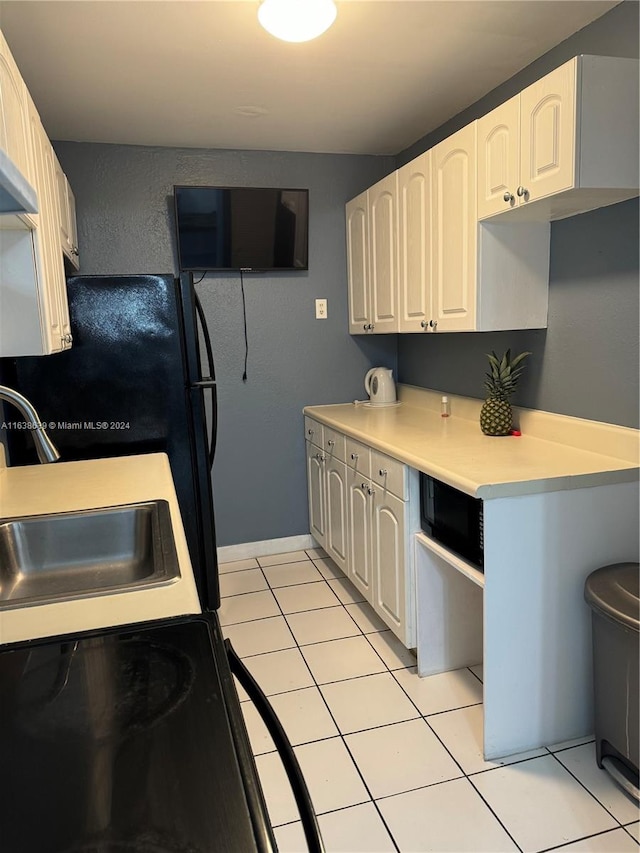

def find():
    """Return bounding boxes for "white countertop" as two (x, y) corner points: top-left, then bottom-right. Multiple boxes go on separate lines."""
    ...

(304, 386), (639, 498)
(0, 453), (202, 644)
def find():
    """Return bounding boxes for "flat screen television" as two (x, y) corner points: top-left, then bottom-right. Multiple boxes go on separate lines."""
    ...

(174, 185), (309, 272)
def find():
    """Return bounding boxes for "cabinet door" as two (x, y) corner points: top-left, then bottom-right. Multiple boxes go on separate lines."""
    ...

(53, 158), (80, 271)
(325, 457), (348, 573)
(346, 191), (370, 334)
(67, 185), (80, 269)
(306, 442), (326, 548)
(54, 155), (72, 253)
(372, 489), (408, 644)
(26, 98), (67, 353)
(397, 152), (431, 332)
(0, 30), (33, 188)
(348, 474), (373, 599)
(519, 59), (576, 203)
(477, 96), (520, 219)
(432, 123), (477, 331)
(368, 172), (398, 333)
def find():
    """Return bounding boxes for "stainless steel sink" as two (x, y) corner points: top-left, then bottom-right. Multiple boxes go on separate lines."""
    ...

(0, 501), (181, 610)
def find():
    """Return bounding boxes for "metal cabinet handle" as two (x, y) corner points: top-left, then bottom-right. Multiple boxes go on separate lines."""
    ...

(361, 482), (367, 490)
(421, 320), (429, 329)
(351, 452), (358, 461)
(315, 453), (325, 462)
(327, 440), (335, 447)
(363, 323), (368, 331)
(307, 428), (314, 437)
(71, 246), (79, 256)
(369, 323), (375, 330)
(367, 487), (375, 496)
(503, 192), (514, 203)
(63, 333), (73, 345)
(430, 319), (438, 330)
(516, 186), (528, 198)
(379, 468), (387, 477)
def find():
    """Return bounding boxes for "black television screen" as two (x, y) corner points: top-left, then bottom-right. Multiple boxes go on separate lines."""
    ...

(174, 185), (309, 272)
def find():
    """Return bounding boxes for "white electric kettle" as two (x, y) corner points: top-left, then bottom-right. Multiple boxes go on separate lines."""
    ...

(364, 367), (397, 406)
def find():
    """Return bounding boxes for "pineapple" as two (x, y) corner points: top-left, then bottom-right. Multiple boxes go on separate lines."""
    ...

(480, 349), (530, 436)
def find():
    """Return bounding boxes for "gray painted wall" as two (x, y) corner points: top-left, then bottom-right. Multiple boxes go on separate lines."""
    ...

(53, 1), (639, 549)
(53, 142), (396, 545)
(396, 0), (640, 429)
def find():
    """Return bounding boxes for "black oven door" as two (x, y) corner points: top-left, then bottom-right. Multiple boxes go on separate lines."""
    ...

(0, 613), (323, 853)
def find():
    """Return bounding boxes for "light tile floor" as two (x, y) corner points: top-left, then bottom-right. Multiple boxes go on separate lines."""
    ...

(219, 550), (639, 853)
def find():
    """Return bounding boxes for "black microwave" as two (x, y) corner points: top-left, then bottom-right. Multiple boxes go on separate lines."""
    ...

(420, 474), (484, 569)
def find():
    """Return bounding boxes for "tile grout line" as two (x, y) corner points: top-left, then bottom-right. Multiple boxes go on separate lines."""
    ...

(231, 553), (638, 852)
(546, 748), (636, 829)
(254, 559), (402, 851)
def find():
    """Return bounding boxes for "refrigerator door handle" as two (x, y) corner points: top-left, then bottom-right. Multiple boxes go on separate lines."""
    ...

(225, 640), (325, 853)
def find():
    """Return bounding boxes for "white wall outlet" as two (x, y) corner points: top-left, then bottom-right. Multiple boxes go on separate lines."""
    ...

(315, 298), (328, 319)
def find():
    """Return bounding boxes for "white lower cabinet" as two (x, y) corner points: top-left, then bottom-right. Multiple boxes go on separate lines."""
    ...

(347, 473), (373, 599)
(325, 456), (348, 573)
(307, 422), (419, 648)
(372, 488), (408, 639)
(306, 439), (327, 549)
(305, 427), (348, 574)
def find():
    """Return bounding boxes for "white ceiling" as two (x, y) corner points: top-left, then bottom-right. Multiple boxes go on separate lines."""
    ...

(0, 0), (621, 155)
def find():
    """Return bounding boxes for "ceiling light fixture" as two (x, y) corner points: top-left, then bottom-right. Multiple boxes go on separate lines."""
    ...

(258, 0), (337, 43)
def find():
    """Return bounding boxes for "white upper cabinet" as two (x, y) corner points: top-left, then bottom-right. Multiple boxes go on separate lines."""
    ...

(24, 94), (71, 354)
(367, 172), (399, 333)
(346, 190), (370, 334)
(478, 56), (639, 221)
(477, 96), (520, 219)
(0, 29), (34, 194)
(54, 153), (80, 269)
(0, 29), (75, 356)
(397, 151), (431, 332)
(346, 173), (400, 335)
(519, 60), (576, 202)
(431, 122), (477, 332)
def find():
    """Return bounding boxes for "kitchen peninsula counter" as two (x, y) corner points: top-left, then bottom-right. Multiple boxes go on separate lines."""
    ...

(0, 453), (201, 644)
(304, 384), (639, 498)
(304, 385), (639, 758)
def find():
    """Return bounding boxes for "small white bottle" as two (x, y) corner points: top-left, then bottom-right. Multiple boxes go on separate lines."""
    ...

(441, 395), (451, 418)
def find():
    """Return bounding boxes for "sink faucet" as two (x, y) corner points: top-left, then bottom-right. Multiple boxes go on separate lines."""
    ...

(0, 385), (60, 463)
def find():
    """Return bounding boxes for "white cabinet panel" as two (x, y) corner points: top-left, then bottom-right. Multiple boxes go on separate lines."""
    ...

(348, 473), (373, 599)
(0, 29), (33, 189)
(397, 151), (431, 332)
(432, 122), (477, 332)
(477, 96), (520, 219)
(346, 191), (370, 334)
(368, 171), (399, 332)
(373, 489), (406, 638)
(520, 60), (576, 202)
(54, 153), (80, 270)
(326, 457), (348, 572)
(306, 441), (326, 549)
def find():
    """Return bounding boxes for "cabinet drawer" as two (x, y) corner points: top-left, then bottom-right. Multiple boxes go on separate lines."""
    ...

(371, 450), (407, 500)
(346, 437), (371, 479)
(304, 417), (323, 448)
(323, 426), (346, 462)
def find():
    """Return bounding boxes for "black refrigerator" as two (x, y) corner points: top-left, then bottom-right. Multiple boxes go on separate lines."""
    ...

(0, 273), (219, 610)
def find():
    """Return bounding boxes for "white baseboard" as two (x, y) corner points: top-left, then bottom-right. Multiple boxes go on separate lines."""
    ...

(217, 534), (317, 563)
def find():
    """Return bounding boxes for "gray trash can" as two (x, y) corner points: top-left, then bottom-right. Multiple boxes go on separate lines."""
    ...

(584, 562), (639, 802)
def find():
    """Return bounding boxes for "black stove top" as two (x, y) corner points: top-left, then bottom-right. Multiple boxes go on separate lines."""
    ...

(0, 614), (269, 853)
